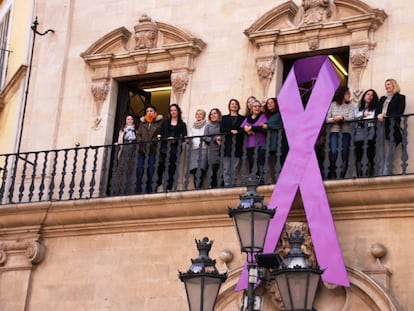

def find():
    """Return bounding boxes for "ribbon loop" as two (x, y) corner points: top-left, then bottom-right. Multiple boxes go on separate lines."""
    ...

(236, 55), (349, 291)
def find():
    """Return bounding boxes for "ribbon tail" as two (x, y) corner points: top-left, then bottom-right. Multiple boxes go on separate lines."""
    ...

(300, 154), (350, 287)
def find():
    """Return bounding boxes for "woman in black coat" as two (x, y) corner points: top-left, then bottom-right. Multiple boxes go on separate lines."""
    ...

(158, 104), (187, 191)
(376, 78), (406, 176)
(220, 98), (245, 187)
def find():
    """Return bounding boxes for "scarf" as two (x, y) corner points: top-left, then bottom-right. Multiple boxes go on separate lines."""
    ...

(192, 119), (206, 129)
(382, 93), (394, 116)
(123, 125), (136, 141)
(246, 112), (262, 124)
(144, 112), (158, 124)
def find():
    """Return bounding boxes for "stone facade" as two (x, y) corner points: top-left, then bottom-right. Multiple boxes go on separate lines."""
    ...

(1, 0), (414, 310)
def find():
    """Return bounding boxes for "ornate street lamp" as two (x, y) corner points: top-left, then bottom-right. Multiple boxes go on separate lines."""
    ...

(273, 230), (323, 311)
(228, 176), (276, 311)
(178, 237), (227, 311)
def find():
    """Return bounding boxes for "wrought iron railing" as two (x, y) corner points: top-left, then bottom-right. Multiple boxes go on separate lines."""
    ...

(0, 115), (412, 205)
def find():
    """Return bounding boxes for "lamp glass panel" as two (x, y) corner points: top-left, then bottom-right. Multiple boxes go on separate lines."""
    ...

(201, 276), (223, 311)
(252, 211), (273, 252)
(275, 273), (293, 310)
(288, 271), (309, 309)
(184, 277), (202, 311)
(305, 272), (320, 309)
(232, 211), (254, 252)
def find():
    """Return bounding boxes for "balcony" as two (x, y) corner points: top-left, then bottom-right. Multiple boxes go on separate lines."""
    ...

(0, 115), (412, 205)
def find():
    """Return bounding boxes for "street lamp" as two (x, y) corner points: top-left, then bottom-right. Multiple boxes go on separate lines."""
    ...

(178, 237), (227, 311)
(228, 176), (276, 311)
(273, 230), (323, 311)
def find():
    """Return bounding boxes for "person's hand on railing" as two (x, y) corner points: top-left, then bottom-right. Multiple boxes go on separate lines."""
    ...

(333, 115), (345, 122)
(377, 113), (385, 122)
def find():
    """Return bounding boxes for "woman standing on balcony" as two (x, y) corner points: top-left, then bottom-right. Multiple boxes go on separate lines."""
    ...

(241, 99), (268, 180)
(111, 114), (137, 195)
(376, 78), (406, 176)
(136, 105), (163, 194)
(158, 104), (187, 191)
(188, 109), (208, 189)
(354, 89), (379, 177)
(326, 86), (355, 178)
(220, 98), (245, 187)
(204, 108), (223, 188)
(262, 97), (288, 182)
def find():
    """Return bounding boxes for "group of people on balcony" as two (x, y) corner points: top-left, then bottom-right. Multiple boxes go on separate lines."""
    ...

(326, 78), (405, 179)
(111, 78), (406, 195)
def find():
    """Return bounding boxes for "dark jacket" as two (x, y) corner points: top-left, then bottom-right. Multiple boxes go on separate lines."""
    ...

(377, 93), (406, 143)
(159, 119), (187, 154)
(220, 114), (245, 157)
(265, 111), (287, 153)
(136, 115), (163, 154)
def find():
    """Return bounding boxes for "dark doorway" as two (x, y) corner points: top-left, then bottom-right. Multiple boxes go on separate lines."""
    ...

(113, 71), (171, 142)
(281, 47), (349, 107)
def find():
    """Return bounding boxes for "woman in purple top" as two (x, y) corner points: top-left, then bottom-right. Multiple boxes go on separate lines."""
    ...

(241, 99), (268, 179)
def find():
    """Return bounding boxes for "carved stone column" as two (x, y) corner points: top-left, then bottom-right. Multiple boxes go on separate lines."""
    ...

(256, 57), (276, 101)
(171, 71), (190, 106)
(91, 81), (110, 129)
(0, 238), (46, 310)
(349, 46), (370, 100)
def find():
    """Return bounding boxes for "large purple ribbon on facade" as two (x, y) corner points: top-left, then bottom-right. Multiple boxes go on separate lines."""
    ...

(236, 55), (349, 291)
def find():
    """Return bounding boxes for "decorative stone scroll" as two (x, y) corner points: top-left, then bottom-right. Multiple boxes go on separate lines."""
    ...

(91, 81), (110, 129)
(350, 46), (370, 99)
(0, 239), (46, 266)
(256, 58), (276, 100)
(171, 71), (190, 106)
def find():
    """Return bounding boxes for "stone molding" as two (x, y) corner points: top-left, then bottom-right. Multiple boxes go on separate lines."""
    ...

(244, 0), (387, 101)
(0, 176), (414, 238)
(81, 14), (206, 117)
(0, 65), (28, 111)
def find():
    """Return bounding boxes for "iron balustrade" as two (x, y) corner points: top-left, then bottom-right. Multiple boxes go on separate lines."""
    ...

(0, 115), (412, 205)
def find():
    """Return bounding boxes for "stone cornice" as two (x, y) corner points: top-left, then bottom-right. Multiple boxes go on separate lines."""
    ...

(0, 176), (414, 238)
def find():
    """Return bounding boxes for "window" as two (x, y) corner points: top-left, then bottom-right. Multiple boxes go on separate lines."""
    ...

(0, 4), (11, 90)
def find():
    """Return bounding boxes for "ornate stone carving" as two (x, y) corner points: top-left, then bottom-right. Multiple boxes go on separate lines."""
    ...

(257, 59), (275, 79)
(265, 280), (285, 309)
(350, 47), (369, 67)
(350, 47), (370, 99)
(0, 239), (46, 266)
(137, 61), (147, 73)
(295, 0), (336, 26)
(26, 240), (46, 264)
(277, 222), (317, 267)
(308, 37), (319, 50)
(134, 14), (159, 49)
(91, 81), (110, 129)
(91, 81), (109, 102)
(171, 71), (190, 105)
(256, 58), (275, 99)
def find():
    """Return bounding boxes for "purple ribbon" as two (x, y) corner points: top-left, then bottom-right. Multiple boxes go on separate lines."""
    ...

(236, 55), (349, 290)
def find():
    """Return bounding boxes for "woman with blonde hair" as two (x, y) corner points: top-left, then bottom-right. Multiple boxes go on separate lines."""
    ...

(376, 78), (406, 175)
(188, 109), (208, 188)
